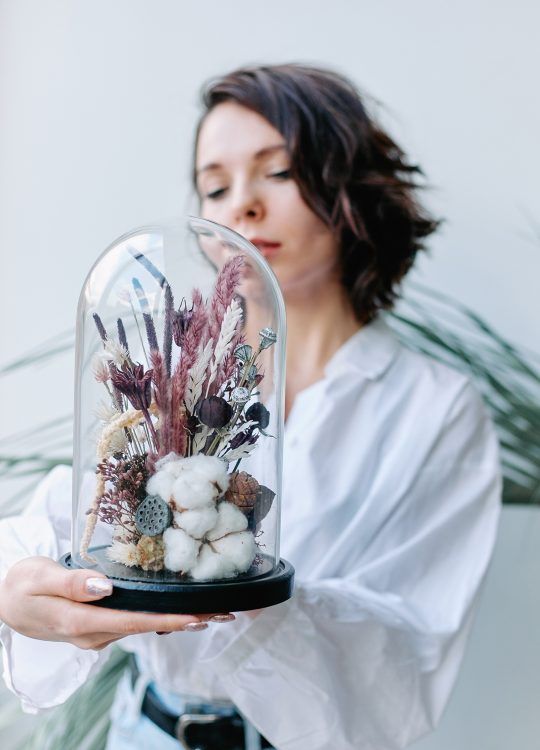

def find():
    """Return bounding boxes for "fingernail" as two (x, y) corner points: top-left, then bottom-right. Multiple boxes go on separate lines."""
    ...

(156, 631), (172, 636)
(85, 577), (113, 596)
(183, 621), (209, 632)
(209, 613), (236, 623)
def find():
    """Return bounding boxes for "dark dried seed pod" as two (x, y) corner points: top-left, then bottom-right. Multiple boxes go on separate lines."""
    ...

(245, 402), (270, 429)
(196, 396), (233, 428)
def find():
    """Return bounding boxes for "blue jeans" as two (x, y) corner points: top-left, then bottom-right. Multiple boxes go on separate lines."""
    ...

(105, 668), (274, 750)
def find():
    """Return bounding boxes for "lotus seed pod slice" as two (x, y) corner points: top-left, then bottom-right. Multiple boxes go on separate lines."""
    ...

(135, 495), (172, 537)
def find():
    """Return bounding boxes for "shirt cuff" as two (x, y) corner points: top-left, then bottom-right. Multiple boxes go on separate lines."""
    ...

(0, 624), (105, 713)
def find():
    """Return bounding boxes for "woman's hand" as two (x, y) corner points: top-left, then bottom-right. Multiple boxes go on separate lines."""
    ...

(0, 556), (231, 650)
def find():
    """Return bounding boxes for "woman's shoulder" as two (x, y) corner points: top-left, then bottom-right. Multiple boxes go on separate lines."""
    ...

(342, 315), (473, 401)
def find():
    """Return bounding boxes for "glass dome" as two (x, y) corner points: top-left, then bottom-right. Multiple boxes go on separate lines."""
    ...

(69, 217), (289, 609)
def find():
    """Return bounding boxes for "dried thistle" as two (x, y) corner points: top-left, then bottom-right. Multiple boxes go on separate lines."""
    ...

(92, 354), (110, 384)
(172, 298), (194, 348)
(102, 339), (129, 368)
(136, 535), (165, 571)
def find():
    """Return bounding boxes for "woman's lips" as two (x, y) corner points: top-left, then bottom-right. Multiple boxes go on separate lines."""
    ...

(248, 238), (281, 258)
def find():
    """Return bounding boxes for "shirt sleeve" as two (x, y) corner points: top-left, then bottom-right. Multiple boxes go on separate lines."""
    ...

(0, 466), (110, 713)
(197, 381), (502, 750)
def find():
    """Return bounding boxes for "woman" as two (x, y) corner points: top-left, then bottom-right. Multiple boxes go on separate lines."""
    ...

(0, 64), (501, 750)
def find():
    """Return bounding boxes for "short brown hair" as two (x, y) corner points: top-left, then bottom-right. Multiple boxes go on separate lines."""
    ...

(194, 63), (440, 323)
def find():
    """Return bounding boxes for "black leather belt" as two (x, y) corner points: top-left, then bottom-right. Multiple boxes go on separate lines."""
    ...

(129, 656), (273, 749)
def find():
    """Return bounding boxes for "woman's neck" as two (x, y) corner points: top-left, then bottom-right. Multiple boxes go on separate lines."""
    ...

(284, 280), (361, 417)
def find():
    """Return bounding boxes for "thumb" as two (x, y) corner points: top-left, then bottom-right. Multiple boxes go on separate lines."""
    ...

(23, 557), (114, 602)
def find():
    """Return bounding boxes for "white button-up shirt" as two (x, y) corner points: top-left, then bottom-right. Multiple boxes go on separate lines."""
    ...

(0, 316), (501, 750)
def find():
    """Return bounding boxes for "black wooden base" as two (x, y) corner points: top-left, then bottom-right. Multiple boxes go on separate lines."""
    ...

(59, 552), (294, 614)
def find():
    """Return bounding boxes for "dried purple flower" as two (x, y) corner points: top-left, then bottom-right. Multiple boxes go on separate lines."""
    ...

(229, 424), (257, 450)
(172, 299), (194, 347)
(117, 318), (130, 354)
(196, 396), (233, 428)
(245, 402), (270, 429)
(93, 313), (108, 343)
(110, 363), (153, 411)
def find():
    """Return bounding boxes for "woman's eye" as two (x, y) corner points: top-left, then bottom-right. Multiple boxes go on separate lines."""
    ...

(205, 187), (227, 200)
(268, 169), (291, 180)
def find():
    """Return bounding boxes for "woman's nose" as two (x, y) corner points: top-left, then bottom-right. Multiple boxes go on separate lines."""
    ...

(230, 185), (265, 225)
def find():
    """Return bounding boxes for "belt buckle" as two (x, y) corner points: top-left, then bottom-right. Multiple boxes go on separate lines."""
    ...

(175, 711), (222, 750)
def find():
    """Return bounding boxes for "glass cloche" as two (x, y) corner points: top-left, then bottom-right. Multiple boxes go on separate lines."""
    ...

(61, 217), (294, 613)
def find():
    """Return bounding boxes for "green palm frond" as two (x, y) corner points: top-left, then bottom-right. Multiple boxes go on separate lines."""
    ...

(388, 282), (540, 504)
(0, 330), (74, 377)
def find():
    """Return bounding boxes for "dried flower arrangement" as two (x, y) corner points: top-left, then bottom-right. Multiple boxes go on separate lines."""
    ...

(81, 254), (277, 581)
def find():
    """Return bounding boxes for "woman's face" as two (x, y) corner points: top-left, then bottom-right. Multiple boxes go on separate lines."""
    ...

(195, 102), (340, 297)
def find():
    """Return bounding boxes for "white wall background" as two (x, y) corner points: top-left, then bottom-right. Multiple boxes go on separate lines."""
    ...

(1, 0), (539, 437)
(0, 1), (539, 747)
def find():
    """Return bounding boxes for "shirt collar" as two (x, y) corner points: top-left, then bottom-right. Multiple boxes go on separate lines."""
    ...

(323, 315), (401, 381)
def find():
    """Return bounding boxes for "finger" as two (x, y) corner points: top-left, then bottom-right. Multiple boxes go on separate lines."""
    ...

(206, 613), (236, 623)
(23, 557), (113, 602)
(65, 602), (209, 637)
(71, 633), (124, 651)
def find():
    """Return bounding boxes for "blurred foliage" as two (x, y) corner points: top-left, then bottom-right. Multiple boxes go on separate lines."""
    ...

(388, 284), (540, 504)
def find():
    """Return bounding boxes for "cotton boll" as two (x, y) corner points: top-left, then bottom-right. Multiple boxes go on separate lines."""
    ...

(212, 531), (256, 574)
(188, 455), (229, 494)
(172, 476), (216, 509)
(206, 502), (248, 542)
(163, 527), (201, 572)
(146, 470), (175, 503)
(175, 506), (218, 538)
(155, 452), (183, 476)
(190, 542), (236, 581)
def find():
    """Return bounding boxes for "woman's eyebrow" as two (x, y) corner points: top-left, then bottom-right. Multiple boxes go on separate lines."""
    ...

(196, 143), (287, 176)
